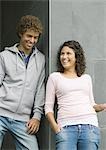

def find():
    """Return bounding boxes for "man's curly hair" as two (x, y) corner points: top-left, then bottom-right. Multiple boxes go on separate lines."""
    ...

(57, 40), (86, 77)
(16, 15), (43, 38)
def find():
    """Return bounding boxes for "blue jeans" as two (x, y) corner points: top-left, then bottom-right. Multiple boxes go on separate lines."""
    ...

(0, 116), (39, 150)
(56, 124), (100, 150)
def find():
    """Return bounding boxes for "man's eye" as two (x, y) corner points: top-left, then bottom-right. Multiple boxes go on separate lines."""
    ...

(34, 37), (39, 39)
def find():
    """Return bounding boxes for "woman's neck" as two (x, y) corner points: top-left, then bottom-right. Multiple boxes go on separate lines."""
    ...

(63, 69), (78, 78)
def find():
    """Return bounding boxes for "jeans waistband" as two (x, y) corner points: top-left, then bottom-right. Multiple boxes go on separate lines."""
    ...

(63, 124), (98, 129)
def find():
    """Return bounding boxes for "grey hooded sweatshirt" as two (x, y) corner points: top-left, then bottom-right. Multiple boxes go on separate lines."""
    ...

(0, 44), (45, 122)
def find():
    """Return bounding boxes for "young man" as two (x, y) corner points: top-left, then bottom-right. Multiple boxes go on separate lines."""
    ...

(0, 15), (45, 150)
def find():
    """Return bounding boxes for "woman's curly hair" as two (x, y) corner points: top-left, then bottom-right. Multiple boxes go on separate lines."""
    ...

(16, 15), (43, 38)
(57, 40), (86, 77)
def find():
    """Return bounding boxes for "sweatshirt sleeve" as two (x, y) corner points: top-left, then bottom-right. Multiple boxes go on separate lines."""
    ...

(88, 75), (96, 106)
(45, 74), (56, 115)
(32, 56), (45, 121)
(0, 54), (5, 85)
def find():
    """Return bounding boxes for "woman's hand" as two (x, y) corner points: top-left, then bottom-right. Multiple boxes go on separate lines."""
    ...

(54, 124), (61, 134)
(101, 103), (106, 111)
(93, 103), (106, 112)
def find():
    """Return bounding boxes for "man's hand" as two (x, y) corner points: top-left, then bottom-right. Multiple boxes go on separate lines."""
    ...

(26, 118), (40, 134)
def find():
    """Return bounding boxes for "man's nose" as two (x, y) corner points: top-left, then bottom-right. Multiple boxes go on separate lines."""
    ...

(30, 37), (35, 43)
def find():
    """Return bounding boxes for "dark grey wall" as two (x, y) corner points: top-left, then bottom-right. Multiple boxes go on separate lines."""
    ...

(0, 0), (49, 150)
(0, 1), (1, 50)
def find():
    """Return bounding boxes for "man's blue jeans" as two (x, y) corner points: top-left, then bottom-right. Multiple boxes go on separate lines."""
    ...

(56, 124), (100, 150)
(0, 116), (39, 150)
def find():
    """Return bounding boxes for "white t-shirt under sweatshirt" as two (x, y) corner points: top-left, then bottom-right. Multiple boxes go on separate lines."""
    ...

(45, 72), (98, 128)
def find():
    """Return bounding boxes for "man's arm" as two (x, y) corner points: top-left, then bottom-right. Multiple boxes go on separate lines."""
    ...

(33, 57), (45, 120)
(0, 54), (5, 85)
(26, 56), (45, 134)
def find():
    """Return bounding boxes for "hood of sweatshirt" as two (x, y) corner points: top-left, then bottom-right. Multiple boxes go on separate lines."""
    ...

(4, 43), (40, 71)
(4, 43), (39, 55)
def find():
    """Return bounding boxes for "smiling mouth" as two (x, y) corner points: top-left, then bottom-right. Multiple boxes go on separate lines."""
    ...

(27, 44), (33, 47)
(63, 61), (69, 63)
(62, 60), (70, 64)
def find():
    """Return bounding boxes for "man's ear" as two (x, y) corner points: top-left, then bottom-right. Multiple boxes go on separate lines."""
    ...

(19, 33), (22, 38)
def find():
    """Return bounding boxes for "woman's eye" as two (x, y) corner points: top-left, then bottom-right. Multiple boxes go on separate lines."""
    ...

(67, 52), (71, 55)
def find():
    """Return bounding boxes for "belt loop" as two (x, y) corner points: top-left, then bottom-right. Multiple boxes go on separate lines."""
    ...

(78, 124), (81, 132)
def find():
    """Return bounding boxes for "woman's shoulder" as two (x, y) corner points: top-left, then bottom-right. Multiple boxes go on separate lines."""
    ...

(49, 72), (60, 78)
(81, 73), (92, 80)
(47, 72), (61, 85)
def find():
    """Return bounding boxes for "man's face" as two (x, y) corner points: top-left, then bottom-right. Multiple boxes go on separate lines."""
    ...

(19, 29), (40, 52)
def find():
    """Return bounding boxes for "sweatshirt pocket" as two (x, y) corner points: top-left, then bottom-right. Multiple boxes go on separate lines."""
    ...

(0, 86), (22, 112)
(0, 86), (6, 99)
(18, 88), (35, 115)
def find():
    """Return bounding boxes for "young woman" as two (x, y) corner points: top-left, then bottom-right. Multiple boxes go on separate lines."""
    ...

(45, 40), (106, 150)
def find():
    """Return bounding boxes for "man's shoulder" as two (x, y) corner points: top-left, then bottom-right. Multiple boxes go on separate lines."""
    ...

(36, 50), (45, 62)
(38, 51), (45, 58)
(0, 49), (10, 57)
(0, 44), (18, 55)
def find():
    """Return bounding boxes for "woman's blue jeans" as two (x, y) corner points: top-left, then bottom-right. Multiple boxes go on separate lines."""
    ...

(56, 124), (100, 150)
(0, 116), (39, 150)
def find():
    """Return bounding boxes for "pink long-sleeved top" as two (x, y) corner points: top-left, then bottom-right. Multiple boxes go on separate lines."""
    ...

(45, 72), (98, 127)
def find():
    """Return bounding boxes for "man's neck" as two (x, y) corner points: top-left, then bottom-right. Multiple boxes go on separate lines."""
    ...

(17, 45), (32, 55)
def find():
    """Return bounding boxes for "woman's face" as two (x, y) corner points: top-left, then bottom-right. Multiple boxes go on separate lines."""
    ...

(60, 46), (76, 71)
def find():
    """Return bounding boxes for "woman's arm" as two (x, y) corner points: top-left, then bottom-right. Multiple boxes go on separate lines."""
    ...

(88, 76), (106, 112)
(46, 112), (61, 133)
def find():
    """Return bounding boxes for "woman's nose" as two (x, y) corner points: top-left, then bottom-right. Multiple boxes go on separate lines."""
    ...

(63, 53), (68, 58)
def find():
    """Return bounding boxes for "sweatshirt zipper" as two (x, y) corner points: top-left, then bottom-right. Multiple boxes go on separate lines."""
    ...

(13, 60), (27, 117)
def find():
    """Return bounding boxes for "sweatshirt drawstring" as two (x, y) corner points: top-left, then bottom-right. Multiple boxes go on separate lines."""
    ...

(16, 53), (18, 72)
(35, 54), (38, 71)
